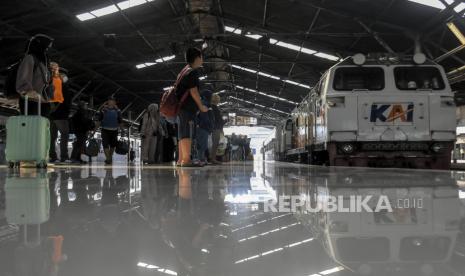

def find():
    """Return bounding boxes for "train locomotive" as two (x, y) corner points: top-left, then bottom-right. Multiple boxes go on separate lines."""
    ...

(264, 53), (456, 169)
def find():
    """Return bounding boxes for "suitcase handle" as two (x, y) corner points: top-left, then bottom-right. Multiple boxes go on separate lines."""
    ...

(24, 94), (41, 116)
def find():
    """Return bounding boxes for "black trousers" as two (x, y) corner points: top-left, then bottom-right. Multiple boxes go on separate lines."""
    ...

(71, 132), (87, 161)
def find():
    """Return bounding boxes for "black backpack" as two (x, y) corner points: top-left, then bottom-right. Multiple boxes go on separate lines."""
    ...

(4, 56), (40, 99)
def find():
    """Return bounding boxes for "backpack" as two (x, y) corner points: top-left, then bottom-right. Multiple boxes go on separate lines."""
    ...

(159, 66), (192, 120)
(85, 139), (100, 157)
(4, 56), (41, 99)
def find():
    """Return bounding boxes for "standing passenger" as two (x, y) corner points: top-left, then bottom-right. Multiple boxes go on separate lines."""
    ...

(209, 93), (224, 165)
(97, 97), (122, 165)
(194, 89), (214, 166)
(49, 64), (72, 162)
(16, 34), (54, 116)
(141, 104), (161, 164)
(176, 48), (208, 167)
(70, 101), (95, 164)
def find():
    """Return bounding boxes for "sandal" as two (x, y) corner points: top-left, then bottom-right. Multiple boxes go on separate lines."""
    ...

(179, 162), (202, 167)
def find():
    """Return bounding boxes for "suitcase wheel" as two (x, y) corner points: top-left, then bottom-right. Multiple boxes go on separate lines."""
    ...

(36, 161), (47, 169)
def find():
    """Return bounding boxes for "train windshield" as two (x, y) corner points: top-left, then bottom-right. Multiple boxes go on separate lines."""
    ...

(394, 66), (445, 90)
(333, 67), (384, 91)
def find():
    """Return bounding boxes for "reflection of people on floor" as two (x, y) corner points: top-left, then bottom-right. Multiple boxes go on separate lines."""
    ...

(159, 169), (226, 275)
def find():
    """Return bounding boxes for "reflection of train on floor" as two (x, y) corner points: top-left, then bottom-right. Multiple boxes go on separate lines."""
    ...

(263, 53), (456, 169)
(294, 170), (462, 275)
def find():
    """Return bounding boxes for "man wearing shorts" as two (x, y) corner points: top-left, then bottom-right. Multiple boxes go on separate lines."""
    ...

(176, 48), (208, 166)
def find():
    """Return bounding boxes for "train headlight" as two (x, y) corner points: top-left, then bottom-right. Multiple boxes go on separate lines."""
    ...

(431, 143), (445, 153)
(340, 143), (355, 154)
(413, 52), (426, 65)
(353, 53), (366, 65)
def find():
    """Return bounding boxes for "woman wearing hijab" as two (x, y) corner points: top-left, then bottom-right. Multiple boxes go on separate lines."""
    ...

(141, 104), (161, 164)
(16, 34), (54, 116)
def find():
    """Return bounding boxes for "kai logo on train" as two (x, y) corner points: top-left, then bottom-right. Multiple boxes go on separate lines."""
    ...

(370, 103), (414, 123)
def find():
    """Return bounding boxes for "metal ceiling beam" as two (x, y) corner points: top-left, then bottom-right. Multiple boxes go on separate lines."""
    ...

(267, 6), (322, 118)
(357, 20), (395, 54)
(109, 0), (178, 79)
(0, 19), (151, 107)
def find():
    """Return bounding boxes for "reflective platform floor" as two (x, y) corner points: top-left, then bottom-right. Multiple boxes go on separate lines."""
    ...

(0, 162), (465, 276)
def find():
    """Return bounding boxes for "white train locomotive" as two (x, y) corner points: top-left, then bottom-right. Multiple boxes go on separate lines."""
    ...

(265, 53), (456, 169)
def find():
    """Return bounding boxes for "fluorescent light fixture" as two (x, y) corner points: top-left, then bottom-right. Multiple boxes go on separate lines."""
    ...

(447, 22), (465, 45)
(314, 52), (340, 61)
(137, 262), (148, 267)
(136, 55), (176, 69)
(229, 96), (289, 115)
(284, 80), (311, 89)
(163, 86), (173, 91)
(76, 12), (96, 21)
(258, 71), (280, 80)
(231, 64), (257, 74)
(155, 55), (175, 63)
(276, 41), (304, 52)
(245, 33), (263, 40)
(231, 64), (311, 89)
(225, 26), (339, 62)
(199, 75), (207, 80)
(234, 85), (298, 105)
(225, 26), (242, 35)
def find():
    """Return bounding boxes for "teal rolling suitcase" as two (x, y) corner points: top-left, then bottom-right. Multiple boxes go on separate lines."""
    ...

(5, 97), (50, 168)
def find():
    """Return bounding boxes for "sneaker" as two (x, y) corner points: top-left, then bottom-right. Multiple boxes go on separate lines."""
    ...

(49, 158), (58, 163)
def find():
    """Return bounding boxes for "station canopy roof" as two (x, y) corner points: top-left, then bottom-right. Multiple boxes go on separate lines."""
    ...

(1, 0), (465, 124)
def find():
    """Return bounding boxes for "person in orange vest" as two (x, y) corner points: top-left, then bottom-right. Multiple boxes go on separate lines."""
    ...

(49, 62), (72, 162)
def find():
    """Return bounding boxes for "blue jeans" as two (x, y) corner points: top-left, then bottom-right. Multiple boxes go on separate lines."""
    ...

(195, 128), (209, 162)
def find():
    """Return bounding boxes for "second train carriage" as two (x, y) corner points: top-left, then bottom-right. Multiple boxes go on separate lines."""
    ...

(264, 53), (456, 169)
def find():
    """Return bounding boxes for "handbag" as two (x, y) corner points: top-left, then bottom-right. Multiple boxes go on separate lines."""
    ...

(115, 139), (129, 155)
(85, 139), (100, 157)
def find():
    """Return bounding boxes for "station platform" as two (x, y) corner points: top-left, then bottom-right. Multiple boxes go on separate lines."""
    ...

(0, 161), (464, 276)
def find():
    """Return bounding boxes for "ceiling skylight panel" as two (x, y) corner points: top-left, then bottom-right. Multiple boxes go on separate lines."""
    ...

(76, 12), (96, 21)
(90, 5), (119, 17)
(117, 0), (147, 10)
